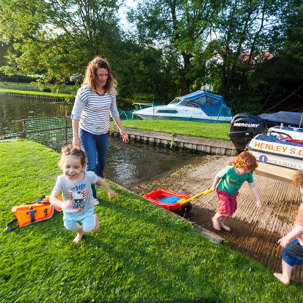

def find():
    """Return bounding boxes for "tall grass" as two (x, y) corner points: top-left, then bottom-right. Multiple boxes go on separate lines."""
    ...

(1, 140), (302, 302)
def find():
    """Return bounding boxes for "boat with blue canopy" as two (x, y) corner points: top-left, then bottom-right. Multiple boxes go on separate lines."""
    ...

(133, 90), (233, 122)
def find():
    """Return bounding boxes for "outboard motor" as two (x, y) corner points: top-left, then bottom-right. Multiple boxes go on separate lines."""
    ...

(228, 113), (266, 154)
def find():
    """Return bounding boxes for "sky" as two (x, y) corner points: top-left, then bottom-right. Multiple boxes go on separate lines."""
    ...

(119, 0), (140, 31)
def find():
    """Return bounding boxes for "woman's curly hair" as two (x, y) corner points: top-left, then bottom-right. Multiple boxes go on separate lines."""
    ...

(294, 170), (303, 188)
(59, 145), (86, 170)
(81, 57), (117, 94)
(233, 151), (258, 172)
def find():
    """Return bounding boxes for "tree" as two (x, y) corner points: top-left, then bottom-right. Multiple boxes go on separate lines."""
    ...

(204, 0), (288, 113)
(259, 0), (303, 112)
(0, 0), (124, 89)
(0, 41), (8, 69)
(279, 0), (303, 63)
(128, 0), (223, 95)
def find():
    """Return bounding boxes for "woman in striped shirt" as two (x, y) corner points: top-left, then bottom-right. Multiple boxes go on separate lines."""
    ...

(72, 57), (129, 203)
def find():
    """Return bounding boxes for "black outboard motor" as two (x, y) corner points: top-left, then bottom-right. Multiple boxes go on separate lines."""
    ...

(228, 113), (266, 154)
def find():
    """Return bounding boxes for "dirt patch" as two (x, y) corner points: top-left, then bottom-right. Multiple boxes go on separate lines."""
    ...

(133, 155), (303, 282)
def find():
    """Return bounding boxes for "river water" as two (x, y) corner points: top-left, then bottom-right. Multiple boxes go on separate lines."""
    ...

(0, 95), (200, 189)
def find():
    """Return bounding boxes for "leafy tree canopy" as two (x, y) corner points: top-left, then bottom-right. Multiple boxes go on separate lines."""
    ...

(0, 0), (124, 88)
(128, 0), (224, 95)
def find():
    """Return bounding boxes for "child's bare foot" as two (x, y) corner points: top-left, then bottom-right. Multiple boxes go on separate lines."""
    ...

(220, 222), (231, 232)
(273, 273), (289, 285)
(73, 229), (84, 244)
(94, 214), (100, 231)
(212, 217), (221, 231)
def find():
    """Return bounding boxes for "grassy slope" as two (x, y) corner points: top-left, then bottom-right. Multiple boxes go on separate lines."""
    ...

(0, 87), (69, 99)
(0, 81), (74, 93)
(1, 140), (302, 302)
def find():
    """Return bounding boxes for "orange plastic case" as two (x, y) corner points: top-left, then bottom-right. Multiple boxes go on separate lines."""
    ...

(43, 195), (63, 212)
(6, 195), (63, 231)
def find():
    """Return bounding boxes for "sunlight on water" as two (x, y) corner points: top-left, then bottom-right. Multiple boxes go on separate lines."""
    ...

(105, 138), (198, 189)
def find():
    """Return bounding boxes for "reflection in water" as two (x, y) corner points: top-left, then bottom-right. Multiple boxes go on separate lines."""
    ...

(0, 95), (72, 136)
(105, 138), (199, 189)
(0, 95), (201, 189)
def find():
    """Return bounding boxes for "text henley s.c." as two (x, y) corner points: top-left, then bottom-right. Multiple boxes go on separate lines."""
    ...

(71, 85), (120, 135)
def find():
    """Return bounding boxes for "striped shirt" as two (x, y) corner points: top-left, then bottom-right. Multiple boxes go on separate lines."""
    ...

(71, 85), (120, 135)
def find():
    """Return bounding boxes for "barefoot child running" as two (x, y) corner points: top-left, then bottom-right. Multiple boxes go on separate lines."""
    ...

(274, 170), (303, 285)
(50, 145), (118, 243)
(210, 151), (262, 231)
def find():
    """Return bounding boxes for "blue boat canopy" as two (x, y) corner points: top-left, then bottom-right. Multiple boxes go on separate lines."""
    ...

(258, 111), (303, 126)
(179, 90), (232, 117)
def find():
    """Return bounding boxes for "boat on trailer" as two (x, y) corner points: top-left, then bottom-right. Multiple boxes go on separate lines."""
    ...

(133, 90), (233, 122)
(228, 111), (303, 181)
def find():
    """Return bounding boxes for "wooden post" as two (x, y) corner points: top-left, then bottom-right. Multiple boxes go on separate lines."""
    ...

(22, 120), (26, 138)
(64, 114), (68, 145)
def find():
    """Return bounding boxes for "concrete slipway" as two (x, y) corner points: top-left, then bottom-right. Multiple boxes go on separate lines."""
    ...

(110, 127), (303, 282)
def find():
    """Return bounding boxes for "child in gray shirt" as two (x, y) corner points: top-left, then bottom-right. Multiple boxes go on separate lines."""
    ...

(50, 145), (118, 243)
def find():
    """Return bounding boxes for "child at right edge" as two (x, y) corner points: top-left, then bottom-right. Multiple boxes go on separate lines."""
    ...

(210, 151), (262, 232)
(274, 170), (303, 285)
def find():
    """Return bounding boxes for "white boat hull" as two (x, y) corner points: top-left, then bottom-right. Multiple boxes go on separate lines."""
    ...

(134, 106), (232, 122)
(248, 148), (303, 170)
(135, 113), (232, 122)
(133, 91), (233, 122)
(248, 126), (303, 170)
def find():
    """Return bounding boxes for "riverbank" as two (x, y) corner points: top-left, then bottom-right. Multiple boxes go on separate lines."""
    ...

(0, 88), (69, 101)
(110, 126), (235, 156)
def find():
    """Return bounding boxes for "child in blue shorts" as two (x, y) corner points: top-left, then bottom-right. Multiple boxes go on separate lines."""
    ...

(274, 170), (303, 285)
(50, 145), (118, 243)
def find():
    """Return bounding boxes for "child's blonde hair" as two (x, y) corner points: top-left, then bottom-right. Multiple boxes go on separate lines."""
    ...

(294, 170), (303, 187)
(59, 145), (86, 169)
(233, 151), (258, 172)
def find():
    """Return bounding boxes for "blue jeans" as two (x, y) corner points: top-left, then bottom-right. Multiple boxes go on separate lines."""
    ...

(282, 238), (303, 266)
(80, 129), (108, 198)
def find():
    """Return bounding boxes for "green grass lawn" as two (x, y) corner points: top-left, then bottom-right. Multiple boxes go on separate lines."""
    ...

(120, 120), (231, 141)
(0, 87), (69, 100)
(0, 81), (74, 93)
(1, 140), (302, 302)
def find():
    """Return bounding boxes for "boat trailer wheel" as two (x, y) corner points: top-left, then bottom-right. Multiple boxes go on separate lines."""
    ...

(182, 202), (192, 213)
(173, 202), (192, 216)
